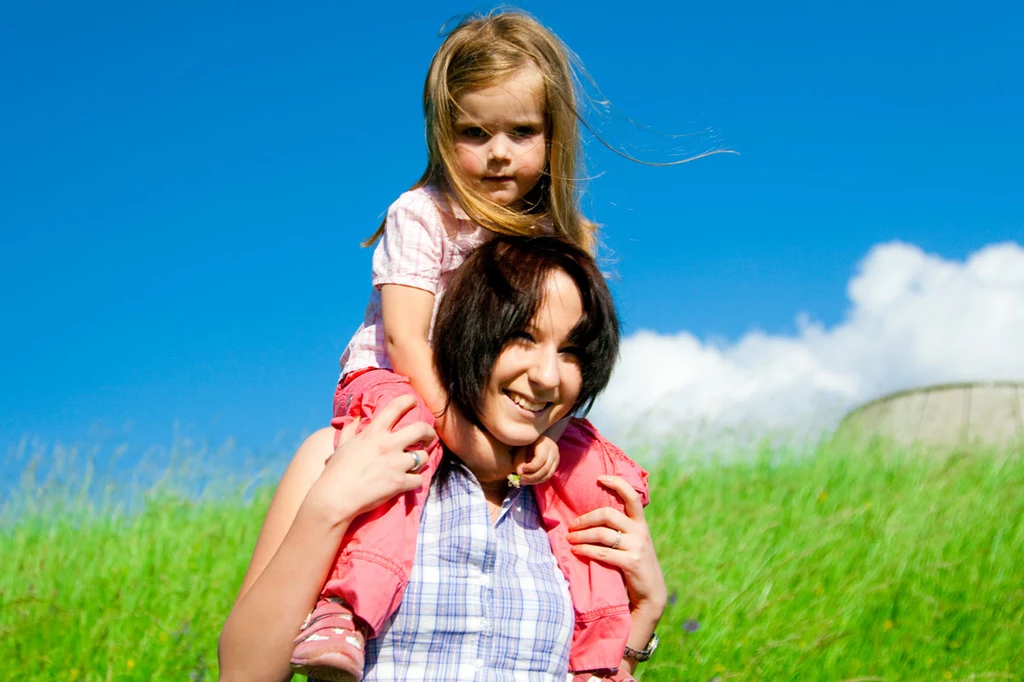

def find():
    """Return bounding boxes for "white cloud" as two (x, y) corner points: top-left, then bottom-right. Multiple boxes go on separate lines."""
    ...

(590, 241), (1024, 451)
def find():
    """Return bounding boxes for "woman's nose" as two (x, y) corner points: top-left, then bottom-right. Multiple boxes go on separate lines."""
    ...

(528, 347), (560, 389)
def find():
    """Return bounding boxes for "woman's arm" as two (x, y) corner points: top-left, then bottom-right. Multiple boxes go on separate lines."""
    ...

(218, 397), (435, 682)
(566, 475), (668, 677)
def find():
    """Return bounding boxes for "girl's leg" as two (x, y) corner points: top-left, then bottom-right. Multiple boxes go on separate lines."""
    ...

(291, 369), (438, 681)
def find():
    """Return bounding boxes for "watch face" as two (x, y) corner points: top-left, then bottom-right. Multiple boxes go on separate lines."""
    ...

(647, 632), (659, 655)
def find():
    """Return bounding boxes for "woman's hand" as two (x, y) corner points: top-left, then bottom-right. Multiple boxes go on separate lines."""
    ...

(567, 475), (666, 676)
(309, 394), (437, 524)
(566, 475), (668, 616)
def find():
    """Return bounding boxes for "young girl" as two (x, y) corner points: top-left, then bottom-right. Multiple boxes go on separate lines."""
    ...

(291, 11), (646, 681)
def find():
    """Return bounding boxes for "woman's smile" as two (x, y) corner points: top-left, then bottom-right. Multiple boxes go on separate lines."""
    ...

(504, 389), (551, 415)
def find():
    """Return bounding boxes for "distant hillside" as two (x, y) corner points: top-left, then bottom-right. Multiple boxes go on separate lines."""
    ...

(835, 382), (1024, 449)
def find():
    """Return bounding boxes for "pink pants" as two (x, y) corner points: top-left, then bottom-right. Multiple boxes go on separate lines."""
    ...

(324, 368), (649, 673)
(325, 368), (440, 636)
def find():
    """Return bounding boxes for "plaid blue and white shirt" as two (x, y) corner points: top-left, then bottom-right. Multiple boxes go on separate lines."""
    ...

(362, 464), (575, 681)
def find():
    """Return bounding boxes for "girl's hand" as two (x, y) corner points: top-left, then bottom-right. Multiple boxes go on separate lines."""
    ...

(566, 475), (668, 616)
(513, 434), (561, 485)
(309, 394), (437, 523)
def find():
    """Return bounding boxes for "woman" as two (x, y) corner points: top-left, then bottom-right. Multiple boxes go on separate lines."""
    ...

(219, 237), (667, 681)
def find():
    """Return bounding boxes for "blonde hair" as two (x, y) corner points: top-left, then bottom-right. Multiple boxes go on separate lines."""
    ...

(363, 10), (597, 253)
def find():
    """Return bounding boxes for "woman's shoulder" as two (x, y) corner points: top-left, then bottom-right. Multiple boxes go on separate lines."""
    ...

(561, 418), (650, 503)
(294, 427), (336, 463)
(562, 418), (622, 455)
(278, 427), (336, 495)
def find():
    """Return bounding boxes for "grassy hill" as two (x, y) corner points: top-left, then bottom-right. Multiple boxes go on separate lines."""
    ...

(1, 440), (1021, 681)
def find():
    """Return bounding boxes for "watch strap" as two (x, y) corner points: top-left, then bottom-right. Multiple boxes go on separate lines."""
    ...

(623, 632), (658, 662)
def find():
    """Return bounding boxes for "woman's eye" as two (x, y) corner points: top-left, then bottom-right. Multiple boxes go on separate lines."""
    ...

(510, 331), (535, 343)
(560, 346), (582, 357)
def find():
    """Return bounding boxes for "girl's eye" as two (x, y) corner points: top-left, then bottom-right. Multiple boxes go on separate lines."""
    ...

(560, 346), (582, 358)
(512, 126), (537, 138)
(460, 127), (487, 139)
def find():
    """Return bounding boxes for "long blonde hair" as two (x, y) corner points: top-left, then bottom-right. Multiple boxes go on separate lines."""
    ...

(363, 10), (597, 253)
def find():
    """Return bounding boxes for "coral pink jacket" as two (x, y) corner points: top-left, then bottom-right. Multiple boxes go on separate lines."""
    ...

(536, 418), (650, 673)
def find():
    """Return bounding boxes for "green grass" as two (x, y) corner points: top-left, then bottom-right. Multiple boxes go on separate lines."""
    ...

(0, 489), (269, 681)
(1, 441), (1022, 681)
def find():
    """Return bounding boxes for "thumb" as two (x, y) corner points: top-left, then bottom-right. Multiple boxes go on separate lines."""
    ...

(511, 446), (531, 474)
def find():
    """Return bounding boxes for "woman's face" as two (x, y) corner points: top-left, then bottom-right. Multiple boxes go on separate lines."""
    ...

(477, 267), (584, 449)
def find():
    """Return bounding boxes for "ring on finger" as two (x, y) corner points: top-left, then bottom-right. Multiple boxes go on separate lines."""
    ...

(408, 451), (422, 472)
(610, 529), (622, 550)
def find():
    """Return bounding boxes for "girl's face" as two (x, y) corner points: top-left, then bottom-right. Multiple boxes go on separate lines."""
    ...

(476, 268), (583, 450)
(452, 64), (548, 208)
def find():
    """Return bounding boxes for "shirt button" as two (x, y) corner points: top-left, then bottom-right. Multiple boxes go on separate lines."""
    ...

(473, 658), (484, 668)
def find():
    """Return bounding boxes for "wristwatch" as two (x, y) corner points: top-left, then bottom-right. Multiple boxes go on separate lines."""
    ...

(623, 632), (659, 662)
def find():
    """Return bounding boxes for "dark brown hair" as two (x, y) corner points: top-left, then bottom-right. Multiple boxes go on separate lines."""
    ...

(433, 235), (619, 428)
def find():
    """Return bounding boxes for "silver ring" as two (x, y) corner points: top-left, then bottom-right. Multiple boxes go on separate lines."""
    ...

(408, 451), (422, 472)
(610, 530), (622, 550)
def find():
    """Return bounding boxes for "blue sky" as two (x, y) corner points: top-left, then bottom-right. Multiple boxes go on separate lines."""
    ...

(2, 0), (1022, 456)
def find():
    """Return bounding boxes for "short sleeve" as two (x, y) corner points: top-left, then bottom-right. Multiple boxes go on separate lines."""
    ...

(371, 190), (445, 294)
(561, 418), (650, 507)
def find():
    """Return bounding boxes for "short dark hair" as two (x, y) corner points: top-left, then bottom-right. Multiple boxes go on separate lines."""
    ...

(433, 235), (620, 429)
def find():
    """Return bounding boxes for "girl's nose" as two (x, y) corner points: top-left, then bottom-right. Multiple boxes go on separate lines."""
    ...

(488, 135), (511, 162)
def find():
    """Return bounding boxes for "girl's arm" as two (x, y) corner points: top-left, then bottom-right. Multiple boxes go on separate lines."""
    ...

(380, 283), (452, 430)
(512, 417), (570, 485)
(565, 475), (668, 677)
(218, 397), (435, 682)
